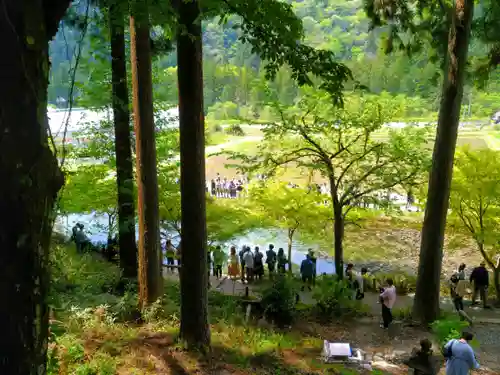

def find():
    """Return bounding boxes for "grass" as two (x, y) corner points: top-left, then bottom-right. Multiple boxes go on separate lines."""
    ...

(49, 244), (392, 375)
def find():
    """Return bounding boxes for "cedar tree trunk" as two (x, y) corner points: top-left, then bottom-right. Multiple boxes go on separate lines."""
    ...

(109, 1), (138, 279)
(0, 0), (69, 373)
(413, 0), (474, 323)
(130, 3), (162, 308)
(177, 0), (210, 348)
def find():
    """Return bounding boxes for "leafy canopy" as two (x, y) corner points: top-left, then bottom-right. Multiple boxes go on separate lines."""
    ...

(450, 147), (500, 269)
(229, 89), (431, 215)
(248, 180), (331, 234)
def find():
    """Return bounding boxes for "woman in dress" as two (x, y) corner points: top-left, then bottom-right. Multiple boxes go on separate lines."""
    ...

(228, 246), (240, 280)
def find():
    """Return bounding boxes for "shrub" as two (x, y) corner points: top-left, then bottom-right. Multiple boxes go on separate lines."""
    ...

(227, 124), (245, 136)
(392, 306), (413, 322)
(260, 276), (297, 327)
(431, 315), (470, 345)
(226, 123), (245, 136)
(313, 275), (365, 319)
(364, 272), (417, 295)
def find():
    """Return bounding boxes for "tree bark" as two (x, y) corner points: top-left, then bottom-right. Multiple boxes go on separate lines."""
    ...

(177, 0), (210, 349)
(333, 202), (345, 278)
(109, 2), (138, 279)
(328, 174), (344, 278)
(413, 0), (474, 324)
(0, 0), (68, 373)
(130, 2), (162, 308)
(494, 268), (500, 304)
(287, 228), (295, 274)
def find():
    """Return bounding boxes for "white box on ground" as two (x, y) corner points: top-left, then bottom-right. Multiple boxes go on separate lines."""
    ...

(322, 340), (372, 370)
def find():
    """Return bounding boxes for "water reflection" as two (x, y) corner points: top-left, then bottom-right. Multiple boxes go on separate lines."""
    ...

(54, 213), (337, 274)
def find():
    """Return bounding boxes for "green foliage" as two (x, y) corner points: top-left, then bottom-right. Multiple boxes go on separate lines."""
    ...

(249, 180), (331, 236)
(313, 275), (366, 319)
(260, 276), (298, 327)
(431, 316), (470, 346)
(49, 244), (122, 310)
(226, 123), (246, 136)
(450, 147), (500, 272)
(364, 272), (417, 295)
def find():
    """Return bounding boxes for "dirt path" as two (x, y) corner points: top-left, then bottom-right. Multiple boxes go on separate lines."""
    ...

(164, 271), (500, 324)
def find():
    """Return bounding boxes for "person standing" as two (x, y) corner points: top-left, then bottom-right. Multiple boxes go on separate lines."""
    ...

(165, 240), (176, 273)
(456, 263), (466, 280)
(379, 278), (396, 329)
(277, 248), (287, 274)
(450, 274), (473, 325)
(300, 254), (314, 291)
(470, 262), (490, 308)
(354, 268), (368, 300)
(239, 245), (247, 282)
(254, 246), (264, 281)
(228, 246), (240, 280)
(213, 245), (226, 279)
(243, 247), (254, 283)
(443, 332), (480, 375)
(307, 249), (317, 286)
(266, 244), (277, 279)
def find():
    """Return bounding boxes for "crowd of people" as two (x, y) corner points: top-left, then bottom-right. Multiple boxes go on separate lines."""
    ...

(209, 244), (296, 282)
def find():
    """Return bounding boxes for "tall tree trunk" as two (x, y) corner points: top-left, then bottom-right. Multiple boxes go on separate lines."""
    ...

(109, 1), (137, 279)
(413, 0), (474, 323)
(493, 268), (500, 304)
(287, 228), (295, 274)
(177, 0), (210, 349)
(0, 0), (68, 373)
(328, 174), (344, 278)
(333, 202), (344, 278)
(130, 2), (162, 308)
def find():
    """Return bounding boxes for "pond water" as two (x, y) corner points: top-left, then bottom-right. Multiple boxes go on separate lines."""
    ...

(54, 213), (337, 274)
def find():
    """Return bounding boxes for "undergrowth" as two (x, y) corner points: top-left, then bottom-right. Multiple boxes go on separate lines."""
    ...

(48, 243), (382, 374)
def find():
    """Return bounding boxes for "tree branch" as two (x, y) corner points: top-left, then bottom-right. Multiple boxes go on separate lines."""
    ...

(335, 143), (383, 190)
(43, 0), (72, 40)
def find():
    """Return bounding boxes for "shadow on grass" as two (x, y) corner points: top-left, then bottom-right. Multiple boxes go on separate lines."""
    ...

(124, 331), (379, 375)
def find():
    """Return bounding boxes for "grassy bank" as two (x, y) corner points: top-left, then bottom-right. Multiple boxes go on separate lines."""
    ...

(48, 245), (375, 374)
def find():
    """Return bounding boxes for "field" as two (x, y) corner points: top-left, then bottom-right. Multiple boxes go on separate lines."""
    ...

(204, 125), (499, 181)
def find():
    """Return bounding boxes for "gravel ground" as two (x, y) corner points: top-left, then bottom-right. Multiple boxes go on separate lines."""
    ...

(470, 323), (500, 372)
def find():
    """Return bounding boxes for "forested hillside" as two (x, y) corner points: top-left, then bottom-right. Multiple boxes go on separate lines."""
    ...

(48, 0), (500, 120)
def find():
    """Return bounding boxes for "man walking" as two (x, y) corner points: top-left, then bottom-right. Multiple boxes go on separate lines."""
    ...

(470, 262), (490, 308)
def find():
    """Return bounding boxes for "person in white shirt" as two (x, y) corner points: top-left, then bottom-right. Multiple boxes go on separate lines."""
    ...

(243, 248), (254, 283)
(380, 278), (396, 329)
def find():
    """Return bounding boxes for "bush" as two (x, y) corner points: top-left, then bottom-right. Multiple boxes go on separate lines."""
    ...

(226, 124), (245, 136)
(313, 275), (365, 319)
(260, 276), (297, 327)
(364, 272), (417, 295)
(392, 306), (413, 322)
(431, 315), (470, 345)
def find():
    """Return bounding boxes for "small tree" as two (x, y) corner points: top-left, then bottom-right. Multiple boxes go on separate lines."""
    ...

(230, 91), (430, 276)
(60, 165), (118, 240)
(450, 148), (500, 302)
(249, 180), (330, 273)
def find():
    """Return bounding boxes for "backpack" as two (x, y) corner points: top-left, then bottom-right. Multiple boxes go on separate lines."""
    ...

(442, 340), (455, 359)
